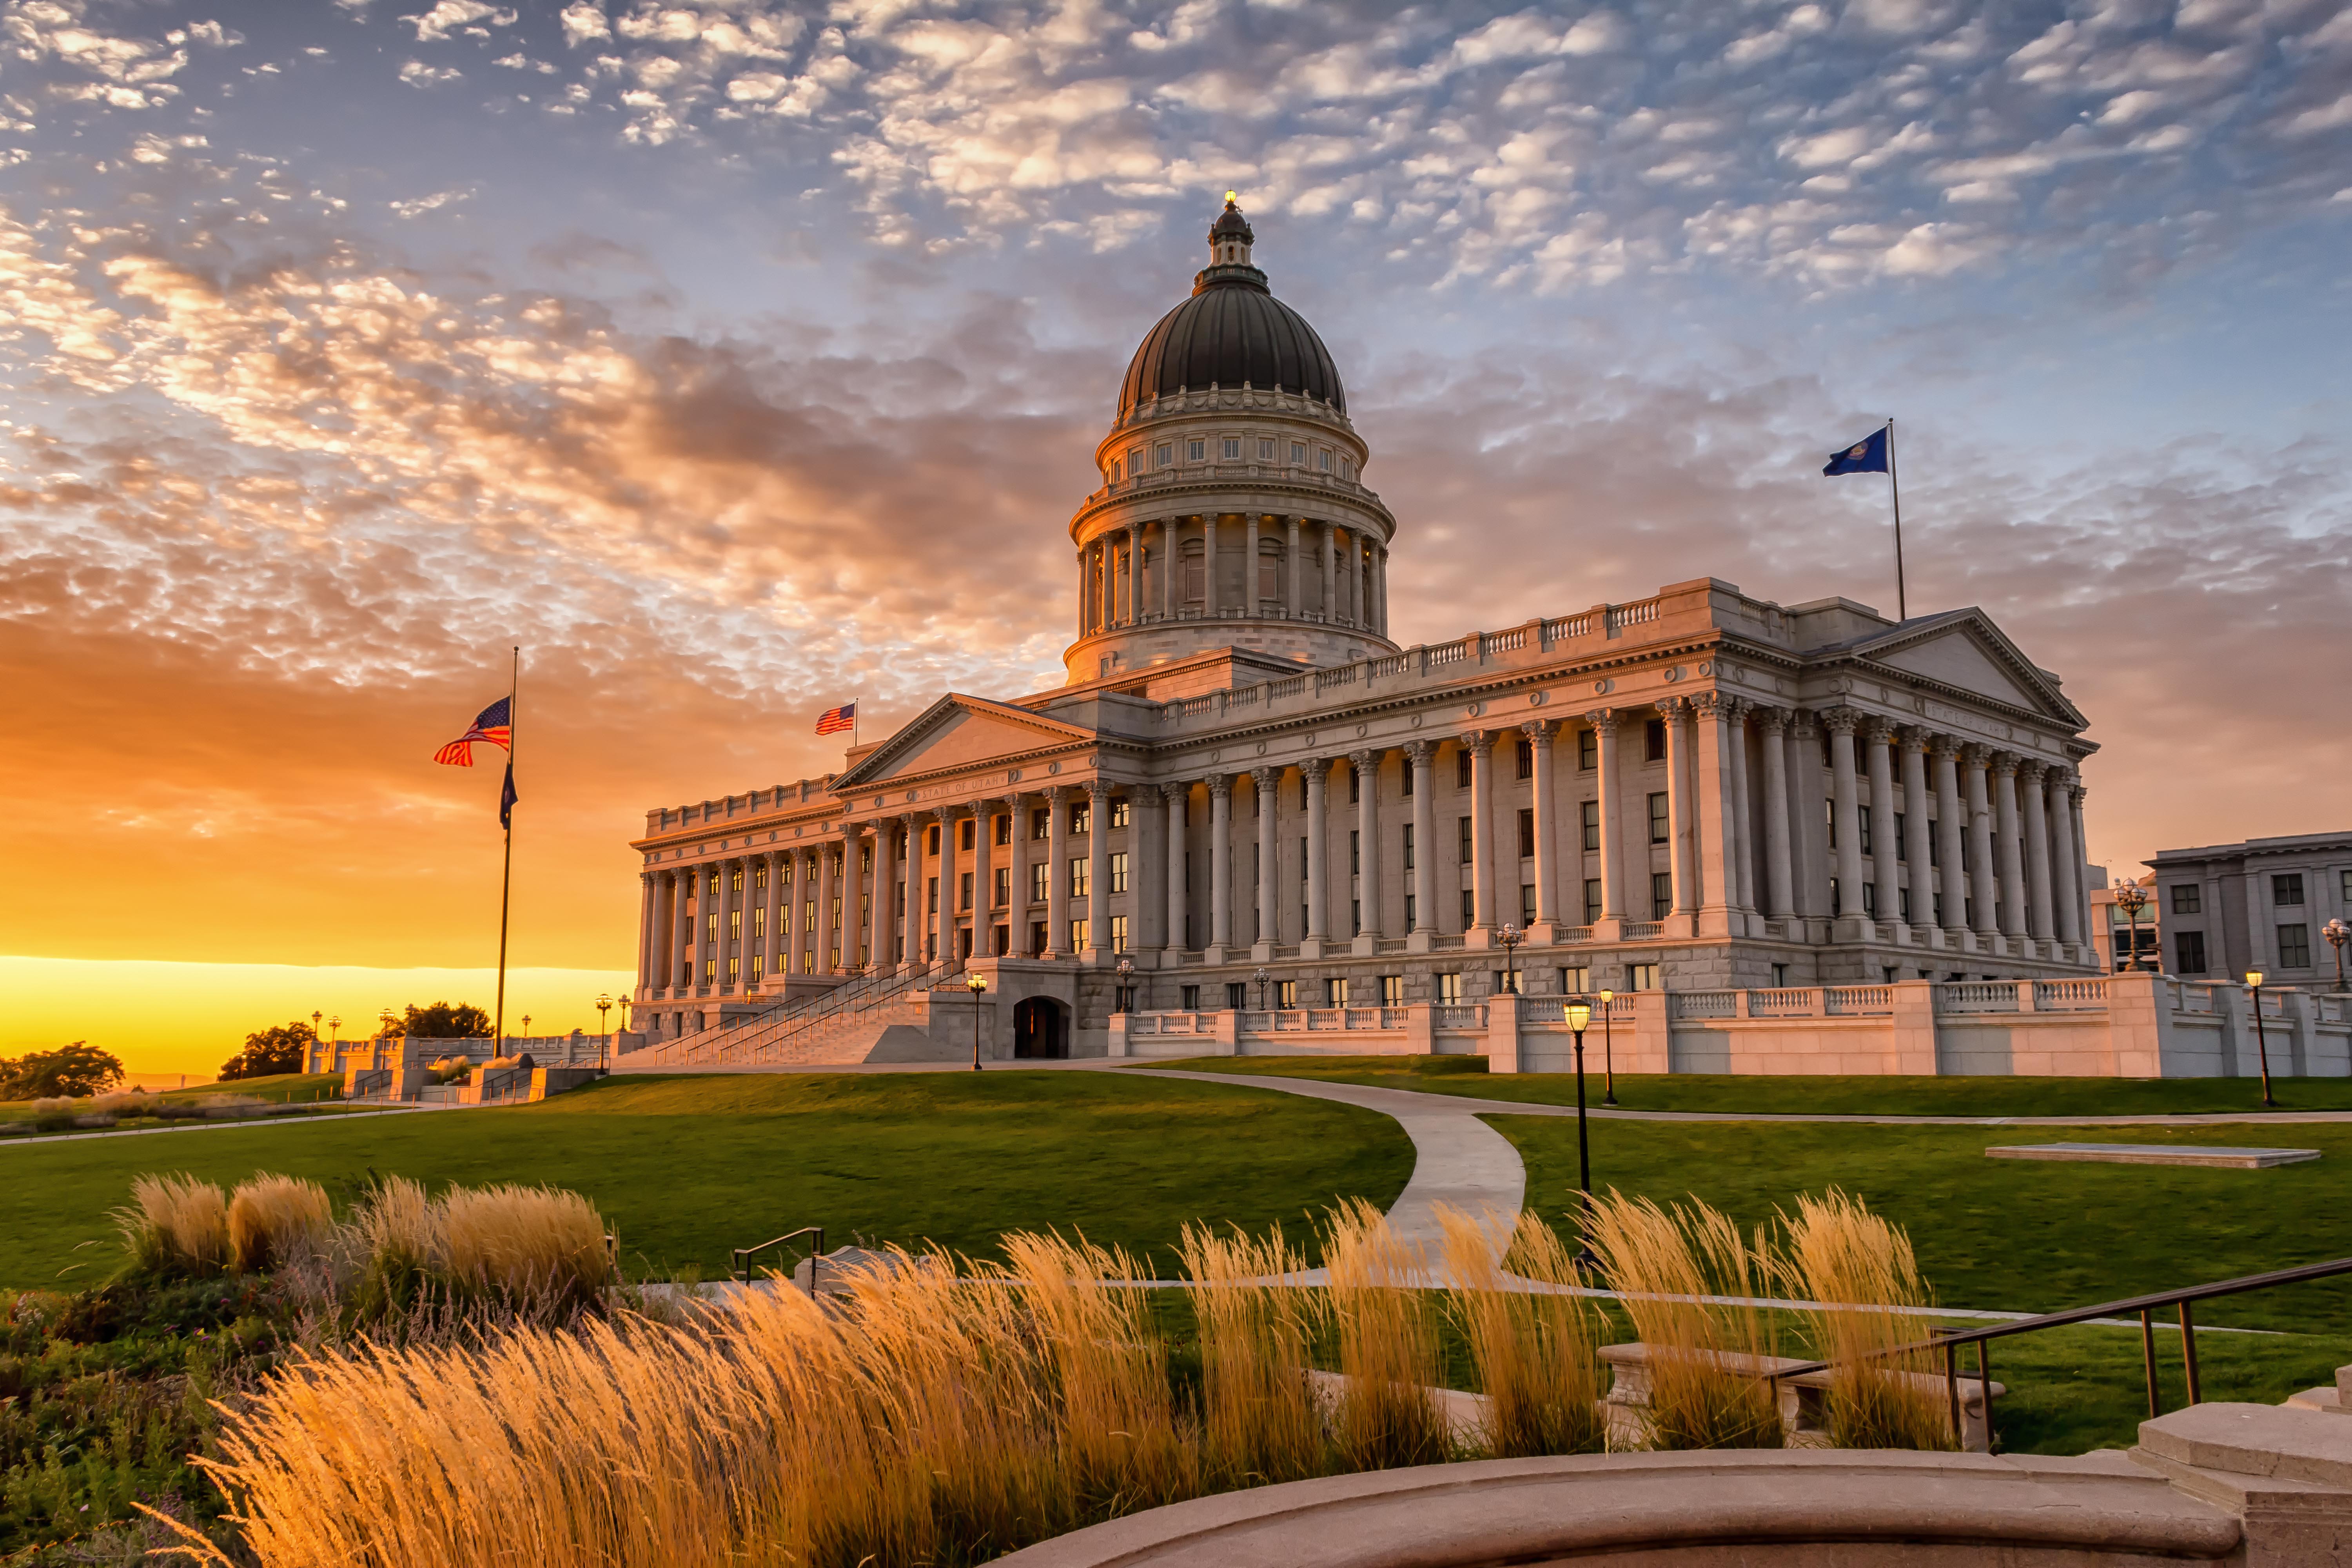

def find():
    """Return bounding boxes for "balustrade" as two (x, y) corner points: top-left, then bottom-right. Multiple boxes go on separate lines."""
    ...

(1824, 985), (1895, 1015)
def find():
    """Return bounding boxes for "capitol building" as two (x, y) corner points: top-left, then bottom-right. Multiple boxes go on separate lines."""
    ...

(624, 200), (2109, 1069)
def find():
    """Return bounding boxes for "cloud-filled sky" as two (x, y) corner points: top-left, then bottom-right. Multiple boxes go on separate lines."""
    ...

(2, 0), (2348, 1060)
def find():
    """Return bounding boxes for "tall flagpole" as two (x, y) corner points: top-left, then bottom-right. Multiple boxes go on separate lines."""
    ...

(494, 646), (518, 1048)
(1886, 416), (1907, 622)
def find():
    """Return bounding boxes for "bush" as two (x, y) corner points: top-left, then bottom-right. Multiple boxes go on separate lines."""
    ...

(115, 1176), (231, 1279)
(228, 1176), (333, 1274)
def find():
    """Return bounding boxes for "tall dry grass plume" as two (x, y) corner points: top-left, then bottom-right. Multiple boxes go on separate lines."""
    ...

(1437, 1206), (1603, 1458)
(1323, 1198), (1450, 1471)
(1776, 1188), (1956, 1450)
(1178, 1221), (1326, 1486)
(228, 1175), (332, 1274)
(437, 1183), (611, 1309)
(1582, 1191), (1783, 1451)
(114, 1174), (229, 1277)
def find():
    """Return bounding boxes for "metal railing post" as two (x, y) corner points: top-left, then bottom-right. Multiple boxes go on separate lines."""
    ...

(2179, 1301), (2201, 1406)
(1938, 1330), (1960, 1440)
(2141, 1308), (2159, 1417)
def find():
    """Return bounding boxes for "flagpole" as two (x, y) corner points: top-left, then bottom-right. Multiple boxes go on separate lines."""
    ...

(1886, 417), (1907, 622)
(494, 646), (518, 1050)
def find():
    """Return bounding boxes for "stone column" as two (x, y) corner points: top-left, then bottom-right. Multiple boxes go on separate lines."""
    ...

(1464, 729), (1496, 938)
(1866, 719), (1900, 937)
(1321, 522), (1337, 622)
(1202, 514), (1220, 617)
(1588, 710), (1625, 937)
(1161, 519), (1178, 619)
(1786, 712), (1827, 921)
(900, 814), (923, 969)
(1351, 748), (1383, 951)
(1245, 514), (1261, 616)
(1407, 739), (1437, 947)
(1993, 755), (2028, 940)
(1372, 544), (1387, 636)
(1825, 710), (1867, 938)
(1723, 699), (1757, 924)
(815, 842), (838, 974)
(1208, 774), (1234, 957)
(1902, 730), (1934, 937)
(1690, 694), (1735, 939)
(1303, 759), (1330, 954)
(1252, 766), (1281, 951)
(1285, 517), (1301, 617)
(637, 872), (656, 994)
(1662, 699), (1697, 929)
(1524, 720), (1561, 939)
(2069, 782), (2093, 953)
(2048, 767), (2083, 950)
(1087, 781), (1111, 959)
(1758, 709), (1794, 920)
(1127, 524), (1142, 625)
(2021, 760), (2054, 943)
(764, 852), (787, 977)
(782, 852), (806, 977)
(1963, 746), (1999, 940)
(1162, 781), (1189, 954)
(934, 804), (957, 963)
(649, 870), (672, 993)
(1353, 535), (1369, 632)
(971, 799), (993, 957)
(1932, 740), (1967, 946)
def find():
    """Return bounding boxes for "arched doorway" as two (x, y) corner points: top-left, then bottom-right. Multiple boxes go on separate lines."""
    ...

(1013, 998), (1065, 1059)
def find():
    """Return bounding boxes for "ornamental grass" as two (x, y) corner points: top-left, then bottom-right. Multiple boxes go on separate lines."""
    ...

(1323, 1197), (1451, 1472)
(1775, 1187), (1957, 1451)
(1178, 1220), (1325, 1486)
(114, 1175), (230, 1278)
(227, 1174), (333, 1275)
(1438, 1205), (1604, 1459)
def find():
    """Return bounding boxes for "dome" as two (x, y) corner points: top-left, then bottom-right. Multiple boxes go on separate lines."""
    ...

(1116, 200), (1347, 419)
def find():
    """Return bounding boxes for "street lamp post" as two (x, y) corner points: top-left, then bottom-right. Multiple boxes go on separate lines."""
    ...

(1252, 965), (1271, 1011)
(966, 971), (988, 1071)
(596, 994), (612, 1068)
(310, 1010), (323, 1072)
(1116, 956), (1135, 1014)
(2114, 884), (2150, 972)
(2326, 920), (2350, 994)
(1565, 996), (1595, 1254)
(1498, 923), (1523, 995)
(2247, 971), (2274, 1108)
(1597, 988), (1617, 1106)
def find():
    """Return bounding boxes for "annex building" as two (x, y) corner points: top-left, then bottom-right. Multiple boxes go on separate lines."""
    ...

(620, 201), (2150, 1074)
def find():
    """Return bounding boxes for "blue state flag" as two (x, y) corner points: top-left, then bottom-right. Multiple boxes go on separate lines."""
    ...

(1823, 426), (1889, 476)
(499, 762), (519, 829)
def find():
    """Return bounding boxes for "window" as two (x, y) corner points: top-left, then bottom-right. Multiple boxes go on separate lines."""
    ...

(927, 877), (939, 915)
(1578, 728), (1597, 769)
(927, 825), (941, 856)
(1401, 823), (1416, 871)
(1581, 800), (1600, 851)
(1108, 458), (1121, 483)
(1648, 792), (1670, 845)
(1516, 739), (1534, 779)
(706, 911), (719, 942)
(1379, 975), (1404, 1006)
(1181, 984), (1201, 1010)
(1459, 816), (1474, 863)
(1276, 978), (1298, 1007)
(1226, 981), (1249, 1009)
(2175, 930), (2208, 974)
(995, 813), (1012, 846)
(1494, 968), (1519, 995)
(1644, 718), (1667, 762)
(726, 956), (739, 984)
(1863, 883), (1878, 917)
(2280, 924), (2312, 968)
(1222, 437), (1241, 459)
(1404, 891), (1417, 928)
(1771, 963), (1790, 988)
(2343, 870), (2352, 904)
(1109, 851), (1129, 894)
(1521, 884), (1537, 923)
(1111, 797), (1131, 829)
(1584, 878), (1602, 924)
(1400, 762), (1414, 797)
(1299, 838), (1308, 879)
(1560, 964), (1589, 995)
(1627, 962), (1659, 991)
(1071, 801), (1091, 835)
(1031, 808), (1051, 840)
(1069, 858), (1089, 897)
(1894, 813), (1907, 860)
(753, 861), (768, 890)
(2171, 884), (2201, 915)
(727, 909), (741, 941)
(1349, 765), (1362, 804)
(1319, 449), (1332, 471)
(1859, 809), (1873, 855)
(1350, 829), (1361, 875)
(707, 871), (721, 896)
(1825, 798), (1836, 849)
(704, 958), (716, 980)
(1351, 898), (1362, 935)
(960, 818), (975, 852)
(1156, 443), (1172, 467)
(1898, 887), (1911, 922)
(1129, 446), (1144, 475)
(1291, 441), (1307, 464)
(959, 871), (973, 911)
(1027, 863), (1046, 902)
(2274, 873), (2305, 906)
(1071, 918), (1091, 950)
(994, 867), (1011, 908)
(749, 954), (764, 982)
(1259, 438), (1276, 460)
(1457, 748), (1474, 788)
(1651, 872), (1673, 920)
(1111, 914), (1129, 952)
(751, 906), (765, 939)
(1832, 879), (1843, 916)
(1187, 439), (1205, 461)
(1518, 808), (1535, 858)
(1461, 888), (1475, 924)
(1438, 972), (1464, 1002)
(730, 865), (744, 892)
(1325, 976), (1350, 1006)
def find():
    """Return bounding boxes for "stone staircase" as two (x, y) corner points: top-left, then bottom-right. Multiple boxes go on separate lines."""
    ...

(647, 961), (963, 1068)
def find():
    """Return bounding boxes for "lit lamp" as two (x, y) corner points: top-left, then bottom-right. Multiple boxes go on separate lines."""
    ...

(1252, 965), (1271, 1010)
(2325, 919), (2350, 995)
(1564, 996), (1596, 1257)
(2246, 971), (2274, 1108)
(1116, 956), (1135, 1014)
(1498, 923), (1524, 995)
(966, 971), (988, 1071)
(310, 1010), (323, 1072)
(1597, 988), (1618, 1106)
(596, 993), (612, 1069)
(2113, 884), (2149, 972)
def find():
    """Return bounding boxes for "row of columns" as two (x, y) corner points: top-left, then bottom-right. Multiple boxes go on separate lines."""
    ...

(1077, 515), (1388, 637)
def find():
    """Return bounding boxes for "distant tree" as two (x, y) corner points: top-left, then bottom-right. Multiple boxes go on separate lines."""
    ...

(220, 1021), (318, 1082)
(0, 1042), (126, 1099)
(404, 1001), (492, 1039)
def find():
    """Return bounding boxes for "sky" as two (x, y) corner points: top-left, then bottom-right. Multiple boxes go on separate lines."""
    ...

(2, 0), (2348, 1073)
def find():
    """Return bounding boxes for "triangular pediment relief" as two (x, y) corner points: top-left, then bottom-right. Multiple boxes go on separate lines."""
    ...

(1855, 613), (2082, 726)
(831, 695), (1096, 791)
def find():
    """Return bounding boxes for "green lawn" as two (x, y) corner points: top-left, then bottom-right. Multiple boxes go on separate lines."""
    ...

(1144, 1054), (2351, 1117)
(0, 1072), (1414, 1290)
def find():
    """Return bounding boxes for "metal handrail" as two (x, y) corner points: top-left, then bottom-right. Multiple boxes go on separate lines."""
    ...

(734, 1225), (824, 1289)
(1769, 1255), (2352, 1448)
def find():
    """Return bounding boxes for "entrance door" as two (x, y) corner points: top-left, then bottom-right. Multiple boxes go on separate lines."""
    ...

(1013, 998), (1065, 1059)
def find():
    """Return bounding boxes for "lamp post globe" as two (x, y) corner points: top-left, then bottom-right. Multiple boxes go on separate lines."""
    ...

(2326, 919), (2350, 994)
(1499, 923), (1523, 995)
(965, 971), (987, 1071)
(1252, 965), (1271, 1010)
(2114, 884), (2149, 972)
(1116, 956), (1135, 1014)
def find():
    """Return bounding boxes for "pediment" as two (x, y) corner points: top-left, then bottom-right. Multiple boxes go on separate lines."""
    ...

(1856, 613), (2082, 726)
(831, 695), (1096, 791)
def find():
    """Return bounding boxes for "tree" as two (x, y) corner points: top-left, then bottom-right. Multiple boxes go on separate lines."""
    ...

(403, 1001), (492, 1039)
(0, 1042), (125, 1099)
(220, 1021), (318, 1082)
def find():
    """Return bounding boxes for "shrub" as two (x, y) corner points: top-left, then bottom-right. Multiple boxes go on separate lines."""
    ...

(1438, 1205), (1603, 1459)
(229, 1176), (334, 1274)
(1775, 1189), (1956, 1452)
(115, 1176), (230, 1278)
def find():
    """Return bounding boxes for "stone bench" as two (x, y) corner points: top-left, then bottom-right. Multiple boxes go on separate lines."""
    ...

(1600, 1341), (2003, 1453)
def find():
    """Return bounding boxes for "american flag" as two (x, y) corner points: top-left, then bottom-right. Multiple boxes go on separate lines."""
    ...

(815, 701), (857, 736)
(434, 697), (513, 766)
